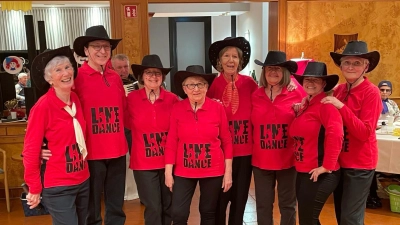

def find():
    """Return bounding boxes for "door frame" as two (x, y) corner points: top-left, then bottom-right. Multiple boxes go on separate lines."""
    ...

(168, 16), (211, 93)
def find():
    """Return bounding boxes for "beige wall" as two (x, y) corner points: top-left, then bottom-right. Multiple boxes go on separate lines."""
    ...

(286, 1), (400, 103)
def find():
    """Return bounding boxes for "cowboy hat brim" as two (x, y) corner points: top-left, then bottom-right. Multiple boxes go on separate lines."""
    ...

(293, 74), (339, 92)
(131, 64), (172, 81)
(73, 36), (122, 57)
(329, 51), (380, 73)
(254, 59), (298, 74)
(208, 37), (251, 72)
(31, 46), (78, 99)
(174, 71), (217, 99)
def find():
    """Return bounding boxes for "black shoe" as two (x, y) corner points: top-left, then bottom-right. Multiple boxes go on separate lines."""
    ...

(366, 196), (382, 209)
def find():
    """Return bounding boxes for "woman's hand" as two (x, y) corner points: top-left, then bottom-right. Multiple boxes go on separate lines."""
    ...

(321, 96), (344, 109)
(165, 174), (174, 192)
(41, 149), (52, 160)
(26, 192), (41, 209)
(222, 171), (232, 192)
(292, 97), (307, 113)
(309, 166), (331, 182)
(287, 80), (298, 92)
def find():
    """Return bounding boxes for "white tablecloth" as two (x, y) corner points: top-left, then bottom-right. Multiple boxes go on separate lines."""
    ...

(376, 133), (400, 174)
(125, 153), (139, 200)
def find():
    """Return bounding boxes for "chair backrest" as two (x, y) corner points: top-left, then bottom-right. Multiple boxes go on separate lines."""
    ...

(0, 148), (6, 173)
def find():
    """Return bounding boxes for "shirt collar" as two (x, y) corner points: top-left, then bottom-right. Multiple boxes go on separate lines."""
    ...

(184, 97), (211, 111)
(48, 87), (70, 109)
(307, 91), (326, 105)
(81, 61), (112, 76)
(140, 87), (166, 101)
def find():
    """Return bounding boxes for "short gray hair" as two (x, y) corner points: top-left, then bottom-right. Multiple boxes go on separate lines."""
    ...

(182, 76), (208, 86)
(111, 54), (129, 64)
(44, 56), (73, 83)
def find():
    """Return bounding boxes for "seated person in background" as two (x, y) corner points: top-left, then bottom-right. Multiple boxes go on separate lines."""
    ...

(378, 80), (400, 122)
(15, 72), (28, 102)
(367, 80), (400, 209)
(111, 54), (139, 95)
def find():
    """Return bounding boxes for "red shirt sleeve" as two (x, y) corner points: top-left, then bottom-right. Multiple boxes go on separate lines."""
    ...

(339, 90), (381, 142)
(320, 104), (343, 171)
(165, 104), (179, 164)
(219, 104), (233, 159)
(22, 101), (48, 194)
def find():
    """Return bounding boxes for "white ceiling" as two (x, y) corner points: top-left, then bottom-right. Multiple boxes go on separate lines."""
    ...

(0, 1), (249, 17)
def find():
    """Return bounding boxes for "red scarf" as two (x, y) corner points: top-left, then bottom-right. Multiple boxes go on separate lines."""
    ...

(222, 73), (239, 115)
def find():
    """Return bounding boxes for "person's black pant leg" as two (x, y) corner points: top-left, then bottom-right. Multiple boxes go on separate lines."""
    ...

(172, 176), (198, 225)
(216, 155), (252, 225)
(297, 171), (340, 225)
(104, 155), (127, 225)
(339, 169), (374, 225)
(198, 176), (223, 225)
(87, 160), (107, 225)
(76, 179), (90, 225)
(134, 169), (172, 225)
(253, 166), (276, 225)
(276, 167), (297, 225)
(369, 171), (379, 198)
(42, 182), (88, 225)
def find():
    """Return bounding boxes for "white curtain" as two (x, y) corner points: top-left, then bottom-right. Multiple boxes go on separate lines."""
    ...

(0, 7), (111, 50)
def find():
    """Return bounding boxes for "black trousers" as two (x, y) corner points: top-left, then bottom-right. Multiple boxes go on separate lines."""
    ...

(297, 171), (340, 225)
(87, 156), (127, 225)
(42, 179), (90, 225)
(333, 168), (375, 225)
(172, 176), (223, 225)
(253, 166), (297, 225)
(215, 155), (252, 225)
(134, 169), (172, 225)
(369, 171), (379, 198)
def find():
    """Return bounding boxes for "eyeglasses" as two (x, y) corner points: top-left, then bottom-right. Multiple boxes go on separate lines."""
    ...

(340, 60), (365, 68)
(380, 89), (391, 93)
(144, 71), (162, 77)
(89, 45), (112, 51)
(183, 83), (206, 90)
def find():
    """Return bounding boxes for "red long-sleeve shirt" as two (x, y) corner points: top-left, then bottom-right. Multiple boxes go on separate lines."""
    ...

(74, 62), (128, 160)
(165, 98), (233, 178)
(334, 77), (382, 169)
(289, 92), (343, 173)
(23, 88), (89, 194)
(127, 88), (179, 170)
(251, 86), (304, 170)
(207, 74), (258, 157)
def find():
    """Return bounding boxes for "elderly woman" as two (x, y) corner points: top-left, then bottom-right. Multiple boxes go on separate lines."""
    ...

(321, 41), (382, 225)
(290, 62), (343, 225)
(165, 65), (233, 225)
(23, 46), (89, 225)
(206, 37), (257, 225)
(128, 54), (179, 225)
(251, 51), (305, 225)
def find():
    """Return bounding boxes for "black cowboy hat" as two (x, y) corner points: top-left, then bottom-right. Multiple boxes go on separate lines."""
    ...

(293, 62), (339, 92)
(330, 40), (380, 73)
(131, 54), (172, 80)
(208, 37), (251, 72)
(31, 46), (78, 98)
(73, 25), (121, 57)
(254, 51), (298, 73)
(174, 65), (217, 99)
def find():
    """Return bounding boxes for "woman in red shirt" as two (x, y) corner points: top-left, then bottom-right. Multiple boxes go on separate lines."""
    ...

(165, 65), (233, 225)
(23, 46), (89, 225)
(207, 37), (258, 225)
(251, 51), (304, 225)
(290, 62), (343, 225)
(128, 54), (179, 225)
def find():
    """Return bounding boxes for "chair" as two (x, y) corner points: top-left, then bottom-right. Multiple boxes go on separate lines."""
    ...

(0, 148), (10, 212)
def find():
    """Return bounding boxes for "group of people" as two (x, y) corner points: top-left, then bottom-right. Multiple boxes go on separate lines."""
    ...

(22, 23), (384, 225)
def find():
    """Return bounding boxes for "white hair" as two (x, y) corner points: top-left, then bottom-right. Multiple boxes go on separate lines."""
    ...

(43, 56), (72, 83)
(18, 73), (28, 79)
